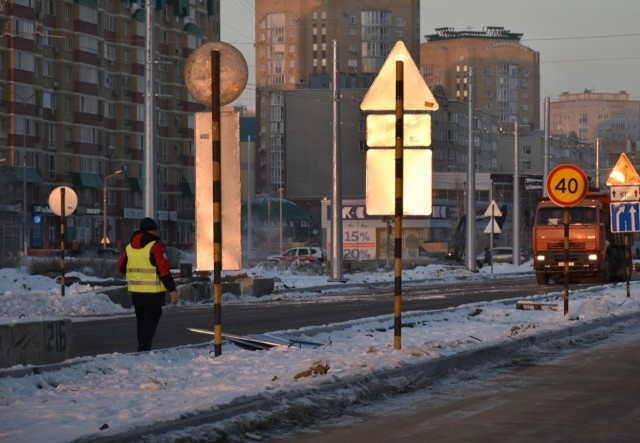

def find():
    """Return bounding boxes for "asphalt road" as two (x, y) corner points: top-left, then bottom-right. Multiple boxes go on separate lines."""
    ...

(267, 323), (640, 442)
(72, 276), (571, 357)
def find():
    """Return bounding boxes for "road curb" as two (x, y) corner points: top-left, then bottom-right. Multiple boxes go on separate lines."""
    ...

(73, 311), (640, 442)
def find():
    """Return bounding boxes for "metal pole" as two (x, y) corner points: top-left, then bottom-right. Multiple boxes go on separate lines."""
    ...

(279, 164), (283, 253)
(330, 40), (344, 282)
(625, 233), (631, 298)
(144, 0), (156, 218)
(543, 97), (550, 197)
(513, 121), (520, 266)
(16, 92), (36, 256)
(211, 49), (223, 357)
(596, 138), (601, 190)
(563, 207), (570, 314)
(22, 136), (27, 256)
(247, 135), (252, 264)
(103, 181), (107, 249)
(60, 187), (66, 296)
(466, 67), (476, 271)
(393, 59), (404, 350)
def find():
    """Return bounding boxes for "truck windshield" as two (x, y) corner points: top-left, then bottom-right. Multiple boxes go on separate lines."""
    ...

(536, 207), (597, 225)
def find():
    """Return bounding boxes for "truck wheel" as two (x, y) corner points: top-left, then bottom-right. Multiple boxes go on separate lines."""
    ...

(536, 272), (549, 285)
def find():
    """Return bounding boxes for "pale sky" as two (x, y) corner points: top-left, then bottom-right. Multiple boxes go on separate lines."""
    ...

(221, 0), (640, 111)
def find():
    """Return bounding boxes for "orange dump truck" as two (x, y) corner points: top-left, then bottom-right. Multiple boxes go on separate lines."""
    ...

(532, 192), (629, 284)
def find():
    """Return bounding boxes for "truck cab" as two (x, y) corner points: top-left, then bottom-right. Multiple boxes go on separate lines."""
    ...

(532, 193), (628, 284)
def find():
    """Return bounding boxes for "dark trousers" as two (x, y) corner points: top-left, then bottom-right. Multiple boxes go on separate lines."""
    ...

(134, 305), (163, 352)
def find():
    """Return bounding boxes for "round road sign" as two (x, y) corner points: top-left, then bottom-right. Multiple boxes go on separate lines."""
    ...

(546, 164), (589, 207)
(184, 42), (248, 107)
(48, 186), (78, 216)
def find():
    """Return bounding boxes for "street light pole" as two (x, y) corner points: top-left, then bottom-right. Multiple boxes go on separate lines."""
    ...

(513, 121), (520, 267)
(103, 169), (122, 249)
(22, 133), (27, 256)
(14, 92), (37, 257)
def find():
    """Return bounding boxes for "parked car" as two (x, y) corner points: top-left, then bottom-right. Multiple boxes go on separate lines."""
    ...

(476, 247), (529, 267)
(267, 247), (326, 263)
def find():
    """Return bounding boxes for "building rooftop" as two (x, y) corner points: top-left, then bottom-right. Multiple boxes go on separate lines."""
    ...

(425, 26), (523, 42)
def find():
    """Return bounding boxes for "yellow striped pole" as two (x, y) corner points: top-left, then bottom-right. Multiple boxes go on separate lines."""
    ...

(60, 187), (66, 296)
(211, 49), (223, 356)
(394, 60), (404, 350)
(563, 207), (569, 314)
(625, 233), (631, 298)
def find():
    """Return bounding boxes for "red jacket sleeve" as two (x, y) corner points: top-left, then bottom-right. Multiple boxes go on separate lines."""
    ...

(117, 250), (128, 274)
(150, 243), (177, 292)
(150, 242), (172, 277)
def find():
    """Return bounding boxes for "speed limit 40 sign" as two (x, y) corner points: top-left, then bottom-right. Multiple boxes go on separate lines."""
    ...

(546, 164), (589, 207)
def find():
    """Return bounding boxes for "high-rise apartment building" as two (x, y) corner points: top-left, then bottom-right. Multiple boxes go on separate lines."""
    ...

(254, 0), (420, 197)
(0, 0), (218, 253)
(550, 90), (640, 162)
(420, 27), (540, 129)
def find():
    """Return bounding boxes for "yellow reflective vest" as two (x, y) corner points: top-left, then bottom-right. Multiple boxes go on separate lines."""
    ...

(125, 241), (165, 293)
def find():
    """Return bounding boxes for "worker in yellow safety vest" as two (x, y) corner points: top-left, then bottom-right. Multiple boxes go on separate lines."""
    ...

(118, 217), (178, 351)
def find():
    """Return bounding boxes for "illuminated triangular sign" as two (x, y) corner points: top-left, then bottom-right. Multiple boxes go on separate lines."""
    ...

(484, 219), (502, 234)
(360, 41), (438, 112)
(606, 152), (640, 186)
(483, 200), (502, 217)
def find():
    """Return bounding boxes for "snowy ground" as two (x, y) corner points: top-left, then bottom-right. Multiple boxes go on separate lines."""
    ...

(1, 261), (639, 442)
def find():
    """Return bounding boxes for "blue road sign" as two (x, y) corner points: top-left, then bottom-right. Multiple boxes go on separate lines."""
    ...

(610, 202), (640, 232)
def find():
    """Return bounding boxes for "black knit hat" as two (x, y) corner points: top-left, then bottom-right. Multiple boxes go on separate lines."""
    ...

(139, 217), (158, 232)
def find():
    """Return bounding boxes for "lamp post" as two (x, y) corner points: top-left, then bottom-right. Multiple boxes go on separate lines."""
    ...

(16, 93), (37, 256)
(103, 169), (122, 249)
(513, 121), (520, 267)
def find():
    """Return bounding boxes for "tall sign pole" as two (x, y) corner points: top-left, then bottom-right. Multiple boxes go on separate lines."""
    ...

(330, 40), (344, 282)
(48, 186), (78, 297)
(546, 164), (588, 314)
(543, 97), (550, 197)
(210, 49), (223, 356)
(466, 67), (476, 271)
(393, 59), (404, 350)
(513, 121), (520, 266)
(184, 42), (248, 357)
(360, 41), (438, 350)
(606, 152), (640, 299)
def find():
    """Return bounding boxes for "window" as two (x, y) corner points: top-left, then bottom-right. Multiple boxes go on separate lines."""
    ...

(80, 127), (98, 144)
(78, 35), (99, 54)
(105, 73), (114, 89)
(79, 65), (98, 84)
(104, 44), (116, 63)
(42, 91), (56, 110)
(16, 19), (35, 39)
(136, 104), (144, 122)
(80, 95), (98, 114)
(16, 52), (35, 71)
(43, 29), (56, 47)
(78, 5), (98, 24)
